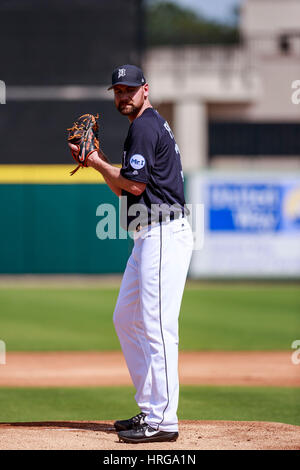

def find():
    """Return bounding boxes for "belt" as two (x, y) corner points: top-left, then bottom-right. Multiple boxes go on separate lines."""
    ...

(135, 213), (185, 232)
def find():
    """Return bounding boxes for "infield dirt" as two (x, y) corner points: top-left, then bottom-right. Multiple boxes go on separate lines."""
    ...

(0, 350), (299, 387)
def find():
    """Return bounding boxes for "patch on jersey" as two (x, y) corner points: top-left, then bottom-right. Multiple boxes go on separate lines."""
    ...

(130, 154), (146, 170)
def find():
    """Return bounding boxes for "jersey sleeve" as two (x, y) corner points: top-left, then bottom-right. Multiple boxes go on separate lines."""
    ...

(120, 119), (157, 184)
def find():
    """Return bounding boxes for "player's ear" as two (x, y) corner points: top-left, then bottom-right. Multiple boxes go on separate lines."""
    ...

(143, 83), (149, 98)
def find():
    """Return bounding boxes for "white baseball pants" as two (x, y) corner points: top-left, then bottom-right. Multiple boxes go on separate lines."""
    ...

(113, 217), (193, 432)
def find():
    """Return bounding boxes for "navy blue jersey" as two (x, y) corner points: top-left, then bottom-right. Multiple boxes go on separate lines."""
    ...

(120, 108), (187, 230)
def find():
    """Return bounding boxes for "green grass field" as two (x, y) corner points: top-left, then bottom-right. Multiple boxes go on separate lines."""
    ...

(0, 283), (299, 427)
(0, 386), (299, 426)
(0, 284), (299, 351)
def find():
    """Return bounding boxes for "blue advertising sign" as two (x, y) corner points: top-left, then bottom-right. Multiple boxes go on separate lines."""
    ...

(188, 173), (300, 278)
(209, 183), (300, 233)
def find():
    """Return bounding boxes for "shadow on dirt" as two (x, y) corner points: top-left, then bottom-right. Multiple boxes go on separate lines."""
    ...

(0, 421), (116, 434)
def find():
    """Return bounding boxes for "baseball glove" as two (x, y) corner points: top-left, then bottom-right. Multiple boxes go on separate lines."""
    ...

(67, 113), (99, 176)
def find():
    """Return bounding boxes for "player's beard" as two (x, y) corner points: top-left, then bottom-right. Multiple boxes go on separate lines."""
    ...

(118, 102), (142, 117)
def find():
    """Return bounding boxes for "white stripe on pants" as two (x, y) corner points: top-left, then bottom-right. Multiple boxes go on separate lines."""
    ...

(113, 218), (193, 432)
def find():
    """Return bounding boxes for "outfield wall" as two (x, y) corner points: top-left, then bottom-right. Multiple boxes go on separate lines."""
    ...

(1, 167), (300, 277)
(0, 166), (131, 274)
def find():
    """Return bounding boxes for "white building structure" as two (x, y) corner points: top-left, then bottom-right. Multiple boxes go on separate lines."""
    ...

(144, 0), (300, 171)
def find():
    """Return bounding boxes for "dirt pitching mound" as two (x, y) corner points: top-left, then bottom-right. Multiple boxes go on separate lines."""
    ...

(0, 420), (299, 450)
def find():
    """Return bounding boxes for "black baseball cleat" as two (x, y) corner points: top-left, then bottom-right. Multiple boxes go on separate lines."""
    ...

(118, 423), (179, 443)
(114, 412), (147, 431)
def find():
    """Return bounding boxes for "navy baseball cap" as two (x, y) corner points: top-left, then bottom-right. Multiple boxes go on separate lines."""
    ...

(108, 64), (146, 90)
